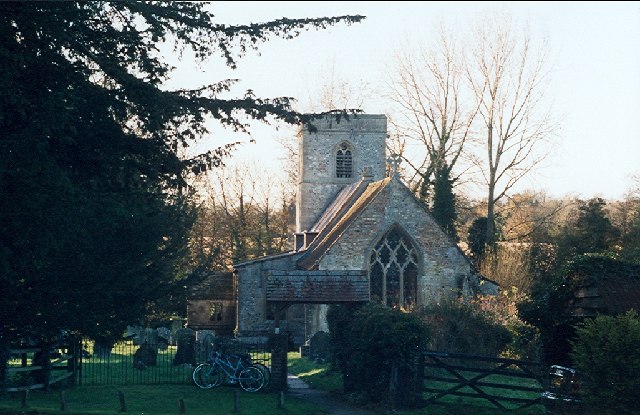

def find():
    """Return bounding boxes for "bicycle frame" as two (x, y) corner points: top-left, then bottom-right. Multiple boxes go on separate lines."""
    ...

(192, 351), (265, 392)
(212, 352), (248, 383)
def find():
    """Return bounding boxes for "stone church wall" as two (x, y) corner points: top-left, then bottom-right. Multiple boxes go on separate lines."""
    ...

(319, 176), (474, 305)
(235, 253), (305, 343)
(297, 114), (387, 232)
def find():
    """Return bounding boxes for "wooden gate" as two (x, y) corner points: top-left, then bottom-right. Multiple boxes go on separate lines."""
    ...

(422, 351), (545, 410)
(4, 339), (81, 392)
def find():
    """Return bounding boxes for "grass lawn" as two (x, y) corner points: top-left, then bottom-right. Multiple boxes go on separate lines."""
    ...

(286, 352), (342, 392)
(3, 350), (547, 414)
(0, 384), (322, 415)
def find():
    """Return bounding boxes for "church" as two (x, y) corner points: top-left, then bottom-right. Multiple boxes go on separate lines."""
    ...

(233, 114), (496, 345)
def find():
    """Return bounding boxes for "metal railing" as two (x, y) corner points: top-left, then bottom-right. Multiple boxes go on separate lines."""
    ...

(78, 338), (270, 386)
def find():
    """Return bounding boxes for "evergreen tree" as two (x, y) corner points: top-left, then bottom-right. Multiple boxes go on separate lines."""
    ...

(431, 162), (457, 240)
(467, 217), (488, 261)
(556, 198), (619, 261)
(0, 2), (363, 344)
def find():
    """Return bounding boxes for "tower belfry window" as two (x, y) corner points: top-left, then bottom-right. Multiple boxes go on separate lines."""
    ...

(336, 143), (353, 178)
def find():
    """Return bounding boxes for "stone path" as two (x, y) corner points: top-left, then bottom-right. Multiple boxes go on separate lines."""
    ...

(287, 373), (378, 415)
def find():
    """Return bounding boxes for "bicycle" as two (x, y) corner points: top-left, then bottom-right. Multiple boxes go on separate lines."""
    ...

(193, 351), (265, 392)
(251, 360), (271, 388)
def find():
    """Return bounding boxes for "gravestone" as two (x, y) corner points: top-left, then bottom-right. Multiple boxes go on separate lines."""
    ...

(93, 342), (113, 359)
(195, 330), (215, 362)
(143, 328), (159, 348)
(156, 327), (171, 350)
(133, 342), (157, 369)
(308, 331), (331, 363)
(173, 328), (196, 365)
(126, 325), (144, 345)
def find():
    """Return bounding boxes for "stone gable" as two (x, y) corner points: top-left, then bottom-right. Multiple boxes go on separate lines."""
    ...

(317, 176), (476, 304)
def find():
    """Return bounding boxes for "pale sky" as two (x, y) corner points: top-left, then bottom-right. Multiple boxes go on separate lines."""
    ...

(167, 1), (640, 201)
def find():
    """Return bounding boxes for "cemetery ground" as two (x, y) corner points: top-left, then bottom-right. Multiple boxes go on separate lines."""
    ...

(1, 351), (547, 414)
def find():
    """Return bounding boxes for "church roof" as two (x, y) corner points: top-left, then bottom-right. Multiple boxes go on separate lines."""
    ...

(310, 179), (368, 233)
(297, 176), (392, 269)
(266, 270), (369, 303)
(233, 251), (299, 268)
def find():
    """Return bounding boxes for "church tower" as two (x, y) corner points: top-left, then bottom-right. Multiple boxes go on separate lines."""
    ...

(296, 114), (387, 235)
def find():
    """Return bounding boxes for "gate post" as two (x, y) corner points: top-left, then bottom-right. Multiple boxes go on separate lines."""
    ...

(269, 333), (289, 391)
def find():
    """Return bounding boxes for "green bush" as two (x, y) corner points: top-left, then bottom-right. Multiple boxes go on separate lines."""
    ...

(327, 303), (429, 409)
(571, 310), (640, 415)
(419, 299), (511, 357)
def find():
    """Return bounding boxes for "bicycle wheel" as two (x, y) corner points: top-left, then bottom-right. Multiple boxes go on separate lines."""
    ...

(251, 363), (271, 388)
(238, 366), (264, 392)
(193, 363), (224, 389)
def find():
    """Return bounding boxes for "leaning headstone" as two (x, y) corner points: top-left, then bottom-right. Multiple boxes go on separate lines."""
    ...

(133, 342), (157, 369)
(173, 328), (195, 365)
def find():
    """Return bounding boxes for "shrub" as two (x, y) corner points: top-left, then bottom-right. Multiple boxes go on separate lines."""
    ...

(418, 298), (511, 357)
(571, 310), (640, 414)
(327, 303), (429, 409)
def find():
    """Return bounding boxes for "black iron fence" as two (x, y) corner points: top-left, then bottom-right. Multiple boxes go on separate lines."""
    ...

(78, 338), (270, 386)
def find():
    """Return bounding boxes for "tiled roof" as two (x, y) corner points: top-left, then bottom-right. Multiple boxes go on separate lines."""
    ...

(572, 275), (640, 317)
(233, 251), (299, 268)
(297, 177), (392, 269)
(266, 270), (369, 302)
(310, 179), (368, 233)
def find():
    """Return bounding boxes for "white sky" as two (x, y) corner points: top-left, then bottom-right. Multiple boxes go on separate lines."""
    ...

(167, 1), (640, 201)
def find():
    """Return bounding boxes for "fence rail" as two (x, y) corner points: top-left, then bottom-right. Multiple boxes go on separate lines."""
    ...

(5, 342), (80, 392)
(422, 350), (545, 410)
(78, 338), (271, 386)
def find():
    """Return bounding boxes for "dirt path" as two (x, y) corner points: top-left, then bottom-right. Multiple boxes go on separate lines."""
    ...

(287, 374), (378, 415)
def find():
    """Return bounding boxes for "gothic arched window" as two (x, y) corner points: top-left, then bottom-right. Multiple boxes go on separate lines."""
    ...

(369, 226), (419, 309)
(336, 143), (353, 178)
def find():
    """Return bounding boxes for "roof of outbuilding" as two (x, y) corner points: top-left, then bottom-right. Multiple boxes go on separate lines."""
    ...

(572, 274), (640, 317)
(233, 251), (299, 268)
(266, 270), (369, 303)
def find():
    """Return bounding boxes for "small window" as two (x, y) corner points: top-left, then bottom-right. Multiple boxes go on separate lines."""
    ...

(336, 143), (353, 178)
(209, 302), (223, 321)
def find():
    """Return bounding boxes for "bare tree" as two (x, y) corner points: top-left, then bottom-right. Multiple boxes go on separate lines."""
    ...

(466, 14), (555, 245)
(500, 191), (567, 243)
(302, 59), (372, 113)
(190, 162), (295, 270)
(388, 28), (480, 238)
